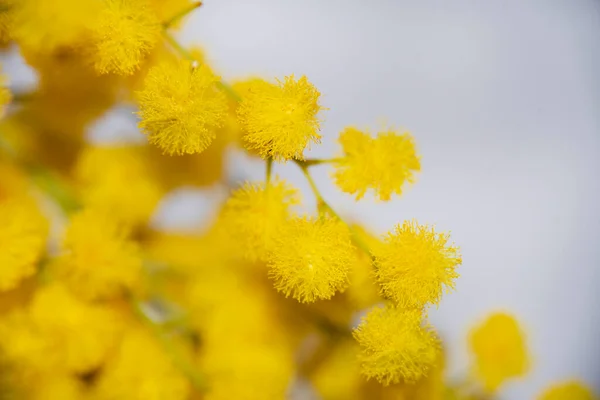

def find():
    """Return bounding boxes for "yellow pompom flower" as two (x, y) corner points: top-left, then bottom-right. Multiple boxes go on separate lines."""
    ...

(469, 312), (529, 393)
(12, 0), (100, 53)
(90, 0), (160, 75)
(56, 209), (142, 300)
(268, 216), (355, 303)
(333, 127), (420, 201)
(373, 220), (461, 308)
(74, 145), (163, 226)
(222, 180), (300, 261)
(0, 65), (11, 118)
(237, 75), (323, 161)
(0, 198), (48, 291)
(537, 380), (598, 400)
(353, 305), (439, 385)
(28, 283), (122, 373)
(138, 60), (228, 155)
(94, 327), (190, 400)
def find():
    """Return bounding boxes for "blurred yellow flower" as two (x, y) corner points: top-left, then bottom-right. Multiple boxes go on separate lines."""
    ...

(222, 180), (300, 261)
(56, 209), (142, 300)
(469, 312), (530, 393)
(537, 380), (598, 400)
(0, 198), (48, 291)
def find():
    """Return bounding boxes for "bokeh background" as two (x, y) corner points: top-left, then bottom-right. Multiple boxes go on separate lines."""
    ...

(4, 0), (600, 398)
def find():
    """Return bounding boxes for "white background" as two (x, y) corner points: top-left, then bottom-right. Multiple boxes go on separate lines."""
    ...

(178, 1), (600, 398)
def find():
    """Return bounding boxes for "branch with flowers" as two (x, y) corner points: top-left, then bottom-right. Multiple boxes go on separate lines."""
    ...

(0, 1), (595, 400)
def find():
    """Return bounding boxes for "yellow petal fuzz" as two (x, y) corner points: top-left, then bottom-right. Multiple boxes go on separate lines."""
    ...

(268, 216), (355, 303)
(333, 127), (420, 201)
(138, 60), (228, 155)
(469, 312), (529, 393)
(373, 220), (461, 308)
(537, 380), (598, 400)
(0, 198), (48, 291)
(56, 209), (142, 301)
(222, 180), (300, 261)
(237, 75), (323, 161)
(90, 0), (161, 75)
(353, 305), (439, 385)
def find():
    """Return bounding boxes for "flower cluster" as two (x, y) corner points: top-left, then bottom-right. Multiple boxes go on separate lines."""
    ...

(0, 2), (595, 400)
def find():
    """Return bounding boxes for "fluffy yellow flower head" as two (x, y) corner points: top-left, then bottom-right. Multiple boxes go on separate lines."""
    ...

(333, 127), (420, 201)
(353, 305), (439, 385)
(469, 312), (529, 392)
(56, 209), (142, 300)
(0, 198), (48, 291)
(237, 75), (323, 161)
(28, 283), (122, 373)
(12, 0), (100, 52)
(74, 145), (163, 226)
(94, 327), (190, 400)
(537, 380), (598, 400)
(138, 60), (228, 155)
(373, 220), (461, 308)
(90, 0), (160, 75)
(222, 180), (300, 261)
(268, 216), (355, 303)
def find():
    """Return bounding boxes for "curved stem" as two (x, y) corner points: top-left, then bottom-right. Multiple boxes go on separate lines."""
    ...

(296, 161), (372, 256)
(131, 299), (207, 392)
(162, 1), (203, 28)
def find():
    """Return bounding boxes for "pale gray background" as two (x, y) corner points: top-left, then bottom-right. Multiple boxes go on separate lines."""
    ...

(3, 0), (599, 398)
(177, 1), (600, 398)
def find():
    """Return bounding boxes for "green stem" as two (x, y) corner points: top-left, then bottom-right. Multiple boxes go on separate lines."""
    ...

(296, 162), (372, 256)
(266, 158), (273, 183)
(162, 30), (194, 61)
(162, 1), (203, 28)
(161, 31), (242, 102)
(295, 158), (340, 168)
(131, 300), (207, 392)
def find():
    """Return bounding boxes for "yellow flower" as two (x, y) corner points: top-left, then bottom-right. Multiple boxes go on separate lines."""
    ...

(0, 197), (48, 291)
(138, 60), (228, 155)
(28, 283), (122, 373)
(222, 180), (300, 261)
(94, 327), (190, 400)
(56, 209), (142, 300)
(373, 220), (461, 308)
(469, 312), (529, 393)
(237, 75), (323, 161)
(0, 65), (11, 118)
(537, 380), (598, 400)
(0, 0), (15, 45)
(353, 305), (439, 385)
(12, 0), (99, 53)
(346, 224), (383, 310)
(268, 216), (355, 303)
(74, 145), (163, 226)
(311, 339), (363, 400)
(90, 0), (161, 75)
(333, 127), (420, 201)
